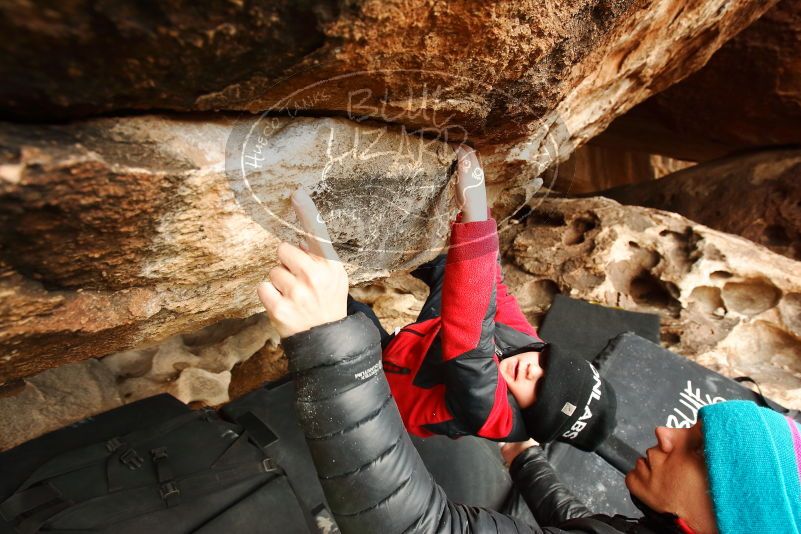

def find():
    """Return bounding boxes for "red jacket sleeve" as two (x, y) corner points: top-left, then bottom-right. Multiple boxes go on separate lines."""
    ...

(440, 217), (498, 360)
(439, 215), (516, 439)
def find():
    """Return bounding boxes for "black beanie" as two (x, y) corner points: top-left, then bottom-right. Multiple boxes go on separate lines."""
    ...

(520, 354), (617, 452)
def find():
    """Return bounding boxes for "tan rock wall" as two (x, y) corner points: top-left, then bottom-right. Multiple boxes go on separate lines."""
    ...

(508, 197), (801, 409)
(0, 116), (454, 383)
(0, 0), (787, 395)
(0, 1), (776, 195)
(597, 0), (801, 161)
(604, 149), (801, 261)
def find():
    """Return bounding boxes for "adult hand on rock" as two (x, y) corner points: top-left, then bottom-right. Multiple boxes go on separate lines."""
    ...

(454, 145), (488, 223)
(257, 188), (348, 338)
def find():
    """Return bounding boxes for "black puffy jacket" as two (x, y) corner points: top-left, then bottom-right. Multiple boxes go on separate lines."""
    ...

(282, 313), (667, 534)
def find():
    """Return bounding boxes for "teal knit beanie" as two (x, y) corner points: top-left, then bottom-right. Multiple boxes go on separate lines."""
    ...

(699, 400), (801, 534)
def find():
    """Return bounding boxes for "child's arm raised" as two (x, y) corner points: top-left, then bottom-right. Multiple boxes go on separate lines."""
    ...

(439, 147), (517, 439)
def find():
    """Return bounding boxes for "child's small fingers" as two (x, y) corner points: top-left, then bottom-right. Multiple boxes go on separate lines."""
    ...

(455, 146), (484, 192)
(456, 148), (473, 177)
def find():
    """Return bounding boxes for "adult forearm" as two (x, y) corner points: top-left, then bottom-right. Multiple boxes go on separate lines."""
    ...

(283, 313), (442, 532)
(283, 313), (543, 534)
(510, 447), (592, 527)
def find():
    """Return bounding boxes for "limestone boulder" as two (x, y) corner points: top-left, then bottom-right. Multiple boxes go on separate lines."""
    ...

(0, 359), (122, 451)
(0, 312), (283, 451)
(6, 196), (800, 449)
(0, 1), (776, 182)
(102, 313), (280, 407)
(598, 0), (801, 161)
(0, 0), (786, 390)
(604, 149), (801, 261)
(0, 115), (455, 385)
(506, 196), (801, 409)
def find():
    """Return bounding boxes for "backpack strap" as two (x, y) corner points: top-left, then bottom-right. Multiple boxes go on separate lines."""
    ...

(105, 410), (223, 491)
(236, 412), (278, 449)
(150, 447), (180, 507)
(734, 376), (801, 419)
(0, 484), (61, 522)
(7, 459), (278, 532)
(15, 499), (73, 534)
(235, 411), (322, 533)
(124, 410), (213, 450)
(17, 411), (203, 492)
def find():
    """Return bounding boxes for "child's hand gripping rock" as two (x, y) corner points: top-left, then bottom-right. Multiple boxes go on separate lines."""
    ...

(454, 146), (488, 223)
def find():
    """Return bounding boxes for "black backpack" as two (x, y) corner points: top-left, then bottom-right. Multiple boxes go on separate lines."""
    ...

(0, 381), (337, 533)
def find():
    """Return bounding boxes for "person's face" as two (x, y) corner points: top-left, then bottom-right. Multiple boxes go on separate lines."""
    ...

(498, 351), (543, 409)
(625, 424), (718, 534)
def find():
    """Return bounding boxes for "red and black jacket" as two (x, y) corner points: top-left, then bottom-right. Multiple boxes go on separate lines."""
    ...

(382, 215), (546, 440)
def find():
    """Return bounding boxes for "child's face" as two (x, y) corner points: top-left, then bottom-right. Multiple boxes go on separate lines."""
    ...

(499, 351), (543, 409)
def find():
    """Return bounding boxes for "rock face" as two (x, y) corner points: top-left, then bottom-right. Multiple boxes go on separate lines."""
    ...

(0, 359), (122, 451)
(103, 313), (280, 406)
(0, 313), (284, 451)
(598, 0), (801, 161)
(0, 1), (776, 184)
(0, 115), (455, 385)
(0, 0), (787, 392)
(604, 149), (801, 261)
(552, 144), (694, 194)
(0, 273), (433, 450)
(504, 196), (801, 409)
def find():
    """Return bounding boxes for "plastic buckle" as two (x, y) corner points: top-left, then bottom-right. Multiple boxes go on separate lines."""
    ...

(220, 429), (239, 440)
(159, 481), (180, 500)
(262, 458), (278, 473)
(106, 437), (123, 452)
(150, 447), (168, 463)
(119, 448), (144, 470)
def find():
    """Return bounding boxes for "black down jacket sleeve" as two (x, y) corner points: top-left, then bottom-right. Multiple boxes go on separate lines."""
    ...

(282, 312), (563, 534)
(510, 447), (592, 526)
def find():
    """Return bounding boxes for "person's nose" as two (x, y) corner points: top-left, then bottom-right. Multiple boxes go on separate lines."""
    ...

(525, 361), (543, 381)
(654, 426), (676, 454)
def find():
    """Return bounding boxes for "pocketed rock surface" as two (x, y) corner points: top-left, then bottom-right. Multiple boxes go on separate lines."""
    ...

(3, 197), (800, 450)
(506, 196), (801, 410)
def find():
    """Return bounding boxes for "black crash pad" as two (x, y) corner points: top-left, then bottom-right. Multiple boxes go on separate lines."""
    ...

(547, 332), (791, 516)
(539, 295), (660, 362)
(228, 380), (524, 516)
